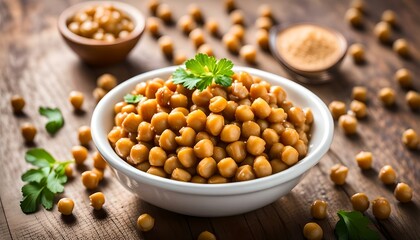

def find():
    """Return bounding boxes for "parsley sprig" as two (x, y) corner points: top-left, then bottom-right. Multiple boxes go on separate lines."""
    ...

(335, 210), (380, 240)
(124, 94), (144, 104)
(20, 148), (73, 214)
(172, 53), (234, 91)
(39, 107), (64, 134)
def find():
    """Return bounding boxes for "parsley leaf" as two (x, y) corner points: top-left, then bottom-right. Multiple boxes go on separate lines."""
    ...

(124, 94), (144, 104)
(39, 107), (64, 134)
(20, 148), (73, 214)
(172, 53), (234, 91)
(335, 210), (380, 240)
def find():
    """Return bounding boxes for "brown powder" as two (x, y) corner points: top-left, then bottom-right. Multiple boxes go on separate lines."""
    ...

(276, 24), (342, 72)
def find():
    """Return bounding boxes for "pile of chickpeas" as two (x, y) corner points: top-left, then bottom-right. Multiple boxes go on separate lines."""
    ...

(108, 71), (312, 184)
(67, 4), (134, 42)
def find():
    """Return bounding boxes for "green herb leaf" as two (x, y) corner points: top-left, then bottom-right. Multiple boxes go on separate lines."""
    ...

(335, 210), (380, 240)
(40, 188), (54, 210)
(25, 148), (56, 167)
(20, 182), (44, 214)
(172, 53), (234, 91)
(124, 94), (144, 104)
(39, 107), (64, 134)
(21, 169), (48, 183)
(46, 170), (65, 194)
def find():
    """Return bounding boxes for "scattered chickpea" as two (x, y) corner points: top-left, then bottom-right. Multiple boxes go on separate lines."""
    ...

(348, 43), (365, 63)
(394, 68), (413, 88)
(371, 197), (391, 220)
(158, 35), (174, 59)
(198, 230), (217, 240)
(205, 18), (219, 36)
(78, 125), (92, 145)
(89, 192), (105, 210)
(378, 165), (396, 185)
(406, 91), (420, 110)
(350, 0), (365, 12)
(189, 28), (206, 49)
(230, 9), (244, 25)
(352, 86), (367, 102)
(222, 33), (241, 53)
(374, 22), (392, 43)
(310, 200), (328, 219)
(57, 198), (75, 215)
(350, 100), (367, 118)
(258, 4), (272, 18)
(240, 45), (257, 64)
(72, 145), (88, 165)
(355, 151), (372, 170)
(224, 0), (236, 12)
(97, 73), (117, 91)
(229, 24), (245, 41)
(146, 17), (161, 37)
(81, 170), (99, 189)
(345, 8), (363, 27)
(197, 44), (214, 56)
(92, 168), (104, 181)
(21, 123), (37, 142)
(338, 114), (358, 135)
(328, 101), (346, 120)
(351, 193), (370, 212)
(93, 87), (106, 102)
(394, 182), (413, 203)
(148, 0), (160, 15)
(303, 222), (323, 240)
(330, 164), (348, 185)
(393, 39), (410, 57)
(402, 129), (419, 149)
(177, 15), (196, 34)
(188, 4), (203, 23)
(256, 29), (269, 50)
(137, 213), (155, 232)
(381, 10), (397, 26)
(69, 91), (84, 110)
(378, 87), (396, 106)
(93, 151), (107, 169)
(156, 4), (172, 23)
(173, 51), (187, 65)
(65, 165), (73, 178)
(11, 95), (25, 113)
(255, 17), (272, 31)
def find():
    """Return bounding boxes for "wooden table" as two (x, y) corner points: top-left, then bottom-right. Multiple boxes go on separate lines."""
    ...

(1, 0), (419, 239)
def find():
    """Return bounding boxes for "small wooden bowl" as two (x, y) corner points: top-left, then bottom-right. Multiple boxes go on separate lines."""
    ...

(58, 1), (145, 66)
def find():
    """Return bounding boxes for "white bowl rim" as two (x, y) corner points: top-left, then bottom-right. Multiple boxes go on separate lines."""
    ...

(91, 66), (333, 196)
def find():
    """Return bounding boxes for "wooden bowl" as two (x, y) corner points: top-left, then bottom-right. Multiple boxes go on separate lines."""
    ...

(58, 1), (145, 66)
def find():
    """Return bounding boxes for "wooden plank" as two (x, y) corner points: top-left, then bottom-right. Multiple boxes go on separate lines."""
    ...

(0, 198), (12, 240)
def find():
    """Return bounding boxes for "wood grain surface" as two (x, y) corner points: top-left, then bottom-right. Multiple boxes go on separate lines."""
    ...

(0, 0), (419, 239)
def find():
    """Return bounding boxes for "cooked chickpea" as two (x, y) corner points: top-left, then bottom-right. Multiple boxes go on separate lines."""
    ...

(146, 17), (161, 37)
(395, 68), (412, 88)
(379, 165), (396, 185)
(187, 109), (207, 132)
(177, 147), (197, 168)
(97, 73), (117, 91)
(137, 213), (155, 232)
(81, 170), (99, 189)
(78, 125), (92, 145)
(338, 114), (358, 135)
(171, 168), (192, 182)
(303, 222), (323, 240)
(57, 198), (74, 215)
(65, 165), (73, 178)
(197, 43), (214, 56)
(352, 86), (367, 102)
(72, 145), (88, 165)
(262, 128), (279, 146)
(156, 3), (172, 23)
(393, 38), (410, 57)
(255, 17), (272, 31)
(173, 51), (187, 65)
(350, 193), (369, 212)
(21, 123), (37, 142)
(208, 96), (227, 113)
(222, 33), (240, 53)
(240, 45), (257, 64)
(355, 151), (372, 170)
(394, 182), (413, 203)
(194, 139), (214, 158)
(149, 147), (167, 166)
(92, 168), (104, 181)
(256, 29), (269, 51)
(11, 95), (25, 113)
(158, 35), (174, 59)
(281, 146), (299, 166)
(350, 100), (367, 118)
(288, 107), (305, 126)
(225, 141), (246, 162)
(115, 138), (135, 158)
(230, 9), (244, 25)
(208, 174), (228, 184)
(330, 164), (348, 185)
(224, 0), (236, 12)
(147, 166), (167, 178)
(328, 101), (346, 120)
(93, 87), (106, 102)
(246, 136), (265, 156)
(189, 28), (205, 49)
(350, 0), (365, 11)
(381, 10), (397, 26)
(229, 24), (245, 41)
(406, 91), (420, 110)
(402, 128), (419, 149)
(198, 230), (216, 240)
(251, 98), (271, 119)
(191, 175), (207, 183)
(205, 18), (219, 36)
(197, 157), (217, 178)
(89, 192), (105, 210)
(372, 197), (391, 220)
(253, 156), (272, 178)
(187, 4), (203, 22)
(281, 128), (299, 146)
(374, 22), (392, 43)
(148, 0), (160, 15)
(220, 124), (241, 142)
(258, 4), (272, 18)
(349, 43), (365, 63)
(345, 8), (363, 27)
(69, 91), (84, 110)
(378, 87), (396, 106)
(310, 200), (327, 219)
(217, 157), (238, 178)
(293, 140), (308, 158)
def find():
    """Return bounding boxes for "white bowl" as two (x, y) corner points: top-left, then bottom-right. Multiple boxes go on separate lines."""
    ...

(91, 66), (333, 217)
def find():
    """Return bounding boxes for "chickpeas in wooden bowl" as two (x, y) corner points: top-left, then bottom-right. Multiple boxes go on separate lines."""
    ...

(58, 1), (145, 66)
(91, 58), (333, 217)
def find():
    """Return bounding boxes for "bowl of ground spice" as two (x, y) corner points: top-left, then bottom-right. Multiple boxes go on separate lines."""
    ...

(270, 23), (347, 83)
